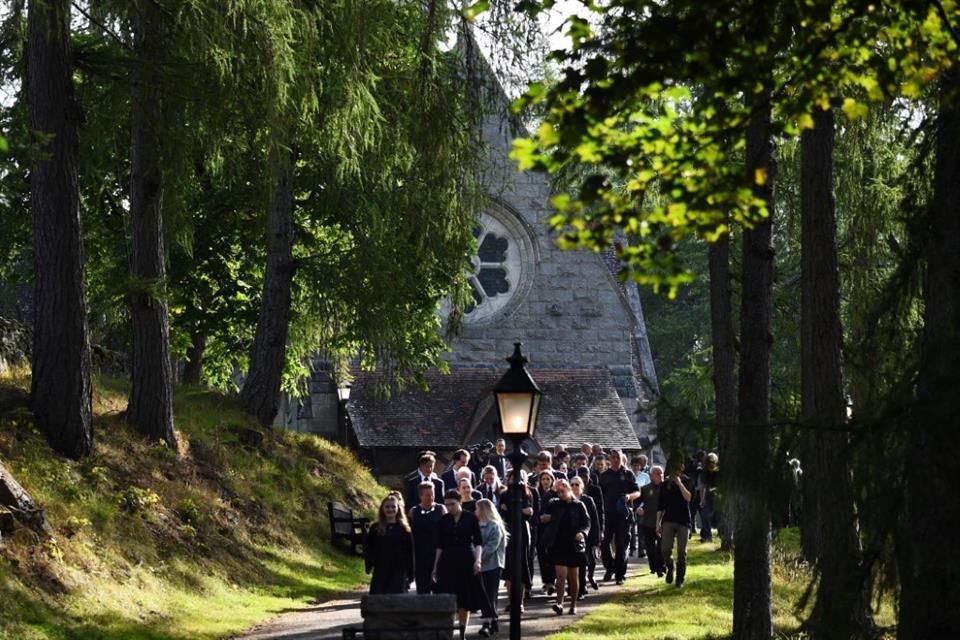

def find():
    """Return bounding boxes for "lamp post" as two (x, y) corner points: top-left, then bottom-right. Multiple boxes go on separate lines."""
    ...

(493, 343), (542, 640)
(336, 384), (351, 445)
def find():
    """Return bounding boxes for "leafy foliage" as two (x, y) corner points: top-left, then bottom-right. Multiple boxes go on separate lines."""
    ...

(508, 0), (957, 294)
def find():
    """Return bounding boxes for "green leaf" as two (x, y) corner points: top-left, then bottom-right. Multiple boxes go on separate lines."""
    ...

(841, 97), (869, 120)
(463, 0), (489, 22)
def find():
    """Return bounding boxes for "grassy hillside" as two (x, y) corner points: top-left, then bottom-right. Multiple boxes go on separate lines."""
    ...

(0, 369), (385, 640)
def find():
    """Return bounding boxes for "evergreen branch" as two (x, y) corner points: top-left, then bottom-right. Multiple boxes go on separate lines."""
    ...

(71, 2), (133, 54)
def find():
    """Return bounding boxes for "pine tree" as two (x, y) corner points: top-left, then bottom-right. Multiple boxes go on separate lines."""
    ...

(27, 0), (93, 458)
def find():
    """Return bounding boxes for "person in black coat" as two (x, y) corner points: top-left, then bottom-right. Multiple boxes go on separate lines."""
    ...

(409, 481), (447, 594)
(658, 455), (694, 587)
(638, 466), (666, 577)
(499, 469), (535, 612)
(477, 465), (503, 506)
(365, 494), (414, 594)
(578, 465), (604, 589)
(405, 452), (445, 508)
(570, 474), (601, 599)
(433, 489), (484, 638)
(489, 439), (508, 482)
(535, 470), (559, 594)
(540, 478), (591, 615)
(441, 449), (476, 492)
(598, 452), (641, 585)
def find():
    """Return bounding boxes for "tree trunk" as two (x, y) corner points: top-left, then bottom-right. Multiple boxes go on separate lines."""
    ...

(27, 0), (93, 459)
(181, 331), (206, 385)
(732, 99), (774, 640)
(127, 0), (177, 450)
(898, 66), (960, 640)
(0, 461), (50, 534)
(241, 146), (296, 427)
(709, 234), (736, 551)
(801, 107), (869, 638)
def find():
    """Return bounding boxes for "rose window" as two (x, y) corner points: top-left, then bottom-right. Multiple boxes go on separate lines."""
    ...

(440, 204), (534, 326)
(466, 227), (512, 314)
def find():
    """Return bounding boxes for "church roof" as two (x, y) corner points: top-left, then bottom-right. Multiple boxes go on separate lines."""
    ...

(347, 365), (640, 451)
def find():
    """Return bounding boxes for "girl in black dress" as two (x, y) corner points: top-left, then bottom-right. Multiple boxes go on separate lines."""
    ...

(541, 478), (590, 615)
(409, 481), (446, 594)
(365, 494), (414, 594)
(458, 477), (479, 513)
(433, 489), (484, 638)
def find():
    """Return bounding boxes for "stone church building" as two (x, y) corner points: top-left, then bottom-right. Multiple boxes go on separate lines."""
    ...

(274, 54), (661, 484)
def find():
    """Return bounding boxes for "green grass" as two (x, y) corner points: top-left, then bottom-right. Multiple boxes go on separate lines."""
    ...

(0, 372), (386, 640)
(547, 531), (895, 640)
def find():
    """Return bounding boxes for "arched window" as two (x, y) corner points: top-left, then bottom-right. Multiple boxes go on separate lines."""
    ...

(442, 202), (537, 326)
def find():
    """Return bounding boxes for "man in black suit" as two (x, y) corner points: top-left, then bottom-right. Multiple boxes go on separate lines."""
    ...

(489, 438), (508, 482)
(405, 451), (445, 507)
(440, 448), (476, 490)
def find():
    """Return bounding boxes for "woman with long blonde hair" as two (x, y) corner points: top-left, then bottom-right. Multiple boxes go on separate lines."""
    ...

(476, 499), (508, 636)
(364, 494), (413, 593)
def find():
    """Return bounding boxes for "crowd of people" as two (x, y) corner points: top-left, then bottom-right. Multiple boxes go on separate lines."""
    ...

(363, 441), (722, 638)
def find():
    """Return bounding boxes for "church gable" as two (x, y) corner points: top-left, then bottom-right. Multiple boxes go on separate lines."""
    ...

(276, 45), (661, 470)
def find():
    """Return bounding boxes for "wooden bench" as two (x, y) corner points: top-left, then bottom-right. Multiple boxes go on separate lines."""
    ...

(328, 501), (369, 555)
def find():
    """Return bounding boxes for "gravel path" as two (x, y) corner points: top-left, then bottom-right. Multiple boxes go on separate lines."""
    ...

(233, 555), (650, 640)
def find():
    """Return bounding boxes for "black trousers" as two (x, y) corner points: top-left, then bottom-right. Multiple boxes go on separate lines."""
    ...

(641, 524), (665, 573)
(579, 545), (597, 592)
(480, 567), (502, 618)
(601, 517), (630, 579)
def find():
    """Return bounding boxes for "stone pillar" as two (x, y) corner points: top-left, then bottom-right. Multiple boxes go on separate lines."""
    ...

(360, 594), (457, 640)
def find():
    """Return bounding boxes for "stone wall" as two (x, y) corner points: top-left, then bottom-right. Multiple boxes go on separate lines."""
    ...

(451, 113), (636, 371)
(272, 358), (339, 437)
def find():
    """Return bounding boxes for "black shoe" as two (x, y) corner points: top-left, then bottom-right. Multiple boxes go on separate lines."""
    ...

(589, 578), (599, 590)
(665, 566), (674, 584)
(490, 619), (499, 634)
(552, 604), (563, 615)
(602, 571), (613, 582)
(479, 623), (491, 638)
(568, 606), (577, 615)
(656, 570), (664, 578)
(546, 585), (556, 596)
(676, 580), (684, 588)
(615, 578), (624, 586)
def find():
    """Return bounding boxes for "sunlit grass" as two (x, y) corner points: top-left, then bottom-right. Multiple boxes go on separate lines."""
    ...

(0, 372), (385, 640)
(548, 532), (895, 640)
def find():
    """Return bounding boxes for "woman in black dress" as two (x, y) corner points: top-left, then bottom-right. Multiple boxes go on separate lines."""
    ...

(499, 469), (534, 612)
(536, 470), (558, 594)
(409, 481), (446, 594)
(541, 478), (590, 615)
(433, 489), (484, 638)
(364, 494), (414, 594)
(570, 473), (600, 599)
